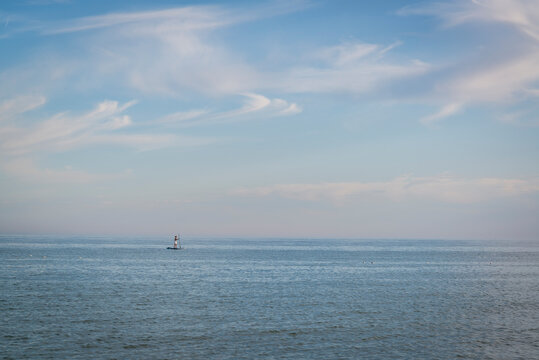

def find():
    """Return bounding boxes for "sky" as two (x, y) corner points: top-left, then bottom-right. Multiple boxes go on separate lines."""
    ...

(0, 0), (538, 240)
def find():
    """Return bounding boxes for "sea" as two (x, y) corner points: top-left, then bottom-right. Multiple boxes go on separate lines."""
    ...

(1, 235), (538, 359)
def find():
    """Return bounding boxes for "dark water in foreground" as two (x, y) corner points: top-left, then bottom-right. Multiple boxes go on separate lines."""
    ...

(1, 236), (538, 359)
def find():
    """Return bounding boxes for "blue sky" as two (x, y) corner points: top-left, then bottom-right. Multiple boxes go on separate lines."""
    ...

(0, 0), (538, 240)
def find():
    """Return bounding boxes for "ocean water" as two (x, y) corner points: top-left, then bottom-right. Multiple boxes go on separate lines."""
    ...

(1, 236), (538, 359)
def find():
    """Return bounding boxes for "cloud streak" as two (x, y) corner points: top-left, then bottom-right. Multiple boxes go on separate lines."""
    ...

(158, 93), (301, 127)
(42, 1), (312, 35)
(234, 175), (539, 204)
(43, 6), (228, 35)
(0, 99), (212, 155)
(400, 0), (539, 41)
(1, 99), (135, 154)
(401, 0), (539, 123)
(421, 103), (463, 124)
(2, 157), (127, 183)
(6, 5), (431, 98)
(0, 95), (46, 122)
(269, 41), (429, 95)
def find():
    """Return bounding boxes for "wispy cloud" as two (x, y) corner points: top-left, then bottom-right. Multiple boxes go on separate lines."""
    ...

(3, 4), (426, 122)
(5, 4), (429, 98)
(448, 52), (539, 104)
(1, 4), (262, 97)
(0, 99), (211, 155)
(498, 103), (539, 127)
(42, 1), (311, 35)
(0, 95), (46, 122)
(3, 0), (536, 137)
(2, 157), (126, 183)
(43, 6), (228, 35)
(421, 103), (463, 124)
(399, 0), (539, 41)
(1, 99), (133, 154)
(26, 0), (71, 5)
(8, 1), (312, 99)
(158, 93), (301, 127)
(315, 42), (380, 66)
(234, 174), (539, 204)
(0, 97), (217, 182)
(269, 41), (429, 95)
(401, 0), (539, 123)
(86, 8), (258, 97)
(159, 109), (211, 124)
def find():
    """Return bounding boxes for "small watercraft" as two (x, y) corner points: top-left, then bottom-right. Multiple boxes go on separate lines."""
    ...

(166, 235), (182, 250)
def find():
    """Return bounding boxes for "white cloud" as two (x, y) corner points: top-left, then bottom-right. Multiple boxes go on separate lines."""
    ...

(0, 99), (210, 155)
(274, 100), (302, 115)
(0, 6), (261, 98)
(213, 93), (301, 120)
(4, 1), (536, 131)
(400, 0), (539, 41)
(269, 41), (429, 94)
(105, 115), (132, 130)
(1, 5), (425, 121)
(440, 51), (539, 104)
(43, 1), (312, 35)
(88, 133), (214, 149)
(234, 174), (539, 204)
(43, 6), (231, 35)
(0, 98), (217, 182)
(498, 107), (539, 127)
(316, 42), (380, 66)
(222, 93), (272, 117)
(158, 93), (301, 127)
(420, 103), (463, 124)
(31, 3), (311, 98)
(159, 110), (210, 124)
(0, 95), (46, 122)
(2, 157), (125, 183)
(8, 6), (429, 99)
(401, 0), (539, 123)
(1, 100), (134, 154)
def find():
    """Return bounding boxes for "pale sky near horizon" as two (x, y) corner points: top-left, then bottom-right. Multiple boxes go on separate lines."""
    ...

(0, 0), (538, 240)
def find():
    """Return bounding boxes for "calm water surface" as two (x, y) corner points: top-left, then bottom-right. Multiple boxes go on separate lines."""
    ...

(1, 236), (538, 359)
